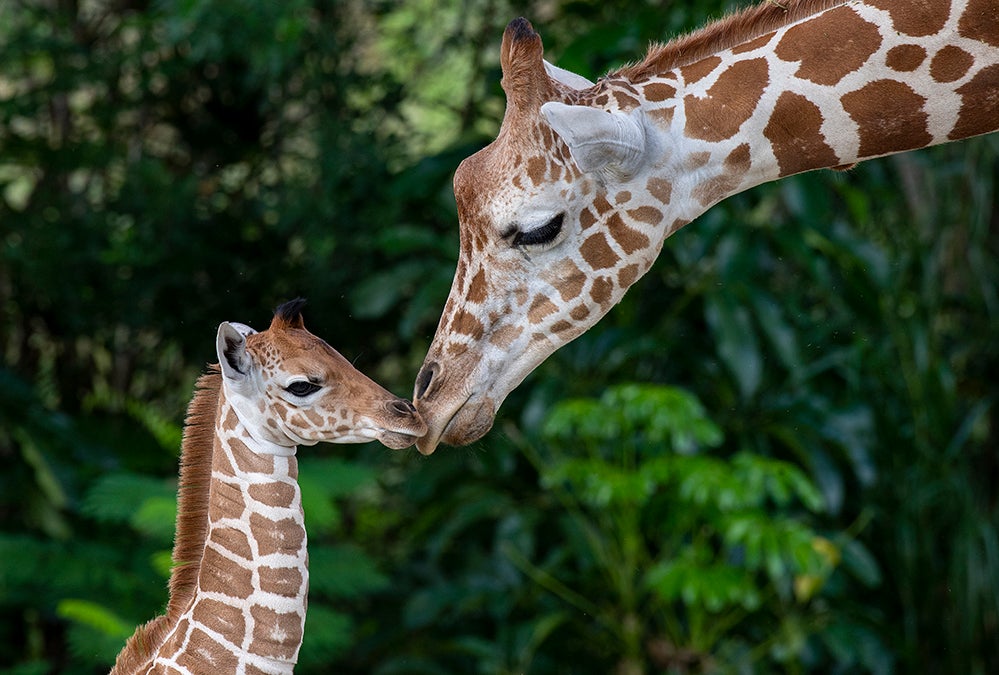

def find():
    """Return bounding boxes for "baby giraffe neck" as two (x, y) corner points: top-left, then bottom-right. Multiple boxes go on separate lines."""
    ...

(152, 394), (309, 674)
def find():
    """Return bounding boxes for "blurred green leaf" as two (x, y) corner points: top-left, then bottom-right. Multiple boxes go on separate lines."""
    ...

(704, 293), (762, 399)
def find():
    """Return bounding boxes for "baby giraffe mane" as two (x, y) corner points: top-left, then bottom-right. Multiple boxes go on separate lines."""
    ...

(613, 0), (846, 81)
(110, 367), (221, 673)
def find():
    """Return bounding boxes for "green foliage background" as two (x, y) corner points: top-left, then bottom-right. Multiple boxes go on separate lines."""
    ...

(1, 0), (996, 672)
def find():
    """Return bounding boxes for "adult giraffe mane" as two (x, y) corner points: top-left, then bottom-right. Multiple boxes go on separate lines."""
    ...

(614, 0), (846, 80)
(111, 367), (220, 673)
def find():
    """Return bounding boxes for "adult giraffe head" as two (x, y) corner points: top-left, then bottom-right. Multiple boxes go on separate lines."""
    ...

(413, 1), (999, 454)
(413, 18), (674, 454)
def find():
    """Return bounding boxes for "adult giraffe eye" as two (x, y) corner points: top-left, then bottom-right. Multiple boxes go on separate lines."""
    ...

(513, 213), (564, 247)
(285, 380), (321, 397)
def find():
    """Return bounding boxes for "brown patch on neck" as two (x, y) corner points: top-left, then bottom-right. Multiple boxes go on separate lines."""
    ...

(110, 368), (223, 674)
(613, 0), (847, 81)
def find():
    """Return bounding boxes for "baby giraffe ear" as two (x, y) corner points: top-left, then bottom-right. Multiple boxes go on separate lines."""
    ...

(540, 102), (651, 181)
(217, 322), (253, 382)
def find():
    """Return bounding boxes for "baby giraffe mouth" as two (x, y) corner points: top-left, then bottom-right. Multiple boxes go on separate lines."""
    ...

(378, 428), (423, 450)
(375, 398), (428, 450)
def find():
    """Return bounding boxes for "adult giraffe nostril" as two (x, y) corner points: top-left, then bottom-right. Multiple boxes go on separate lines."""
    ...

(389, 399), (417, 416)
(414, 362), (438, 400)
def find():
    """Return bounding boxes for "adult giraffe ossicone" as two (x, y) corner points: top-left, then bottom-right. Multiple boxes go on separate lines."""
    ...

(412, 0), (999, 455)
(111, 299), (425, 674)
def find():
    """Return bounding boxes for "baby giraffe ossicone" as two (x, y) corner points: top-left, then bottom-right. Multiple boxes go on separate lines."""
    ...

(111, 298), (426, 674)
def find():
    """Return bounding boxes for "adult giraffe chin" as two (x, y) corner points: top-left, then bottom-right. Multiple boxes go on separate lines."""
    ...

(412, 0), (999, 455)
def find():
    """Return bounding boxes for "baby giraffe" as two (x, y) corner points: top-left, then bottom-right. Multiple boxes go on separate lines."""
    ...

(111, 299), (426, 674)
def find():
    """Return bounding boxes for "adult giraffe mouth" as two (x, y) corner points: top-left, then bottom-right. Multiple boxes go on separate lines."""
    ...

(415, 392), (495, 455)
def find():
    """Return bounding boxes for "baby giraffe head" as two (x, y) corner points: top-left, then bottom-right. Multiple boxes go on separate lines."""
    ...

(217, 298), (426, 451)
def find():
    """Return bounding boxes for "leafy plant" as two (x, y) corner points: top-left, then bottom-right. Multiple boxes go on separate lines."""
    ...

(520, 384), (874, 673)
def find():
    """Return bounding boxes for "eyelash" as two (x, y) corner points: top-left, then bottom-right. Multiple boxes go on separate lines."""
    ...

(285, 381), (321, 397)
(512, 213), (565, 247)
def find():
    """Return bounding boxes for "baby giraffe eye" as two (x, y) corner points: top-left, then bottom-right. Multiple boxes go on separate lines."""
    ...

(285, 380), (322, 397)
(512, 212), (565, 247)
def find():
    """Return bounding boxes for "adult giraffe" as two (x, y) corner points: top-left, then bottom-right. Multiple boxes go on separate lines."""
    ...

(412, 0), (999, 455)
(111, 299), (425, 674)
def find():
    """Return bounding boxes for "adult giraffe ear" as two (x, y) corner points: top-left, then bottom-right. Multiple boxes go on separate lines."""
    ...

(541, 102), (651, 181)
(501, 18), (557, 112)
(543, 60), (594, 90)
(217, 322), (253, 382)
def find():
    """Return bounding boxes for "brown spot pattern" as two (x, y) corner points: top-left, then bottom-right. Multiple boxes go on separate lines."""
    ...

(764, 91), (841, 176)
(222, 407), (239, 432)
(259, 565), (304, 597)
(250, 605), (303, 660)
(867, 0), (951, 37)
(175, 628), (239, 672)
(199, 547), (253, 598)
(643, 82), (676, 102)
(646, 176), (673, 204)
(248, 482), (297, 509)
(613, 90), (641, 110)
(732, 32), (775, 54)
(528, 295), (558, 324)
(579, 208), (597, 229)
(949, 64), (999, 140)
(626, 206), (664, 225)
(557, 263), (586, 302)
(775, 7), (882, 86)
(570, 305), (590, 320)
(680, 55), (722, 85)
(194, 598), (245, 638)
(452, 309), (485, 339)
(958, 0), (999, 47)
(685, 152), (712, 169)
(208, 481), (246, 522)
(250, 513), (305, 556)
(693, 142), (754, 203)
(608, 212), (651, 254)
(886, 44), (927, 72)
(592, 193), (613, 215)
(930, 46), (974, 82)
(589, 277), (614, 306)
(230, 438), (274, 474)
(209, 526), (253, 560)
(618, 264), (640, 288)
(725, 143), (752, 172)
(526, 156), (547, 185)
(489, 324), (523, 348)
(692, 173), (742, 207)
(467, 268), (488, 303)
(648, 107), (676, 126)
(684, 59), (769, 142)
(841, 80), (932, 157)
(580, 233), (620, 270)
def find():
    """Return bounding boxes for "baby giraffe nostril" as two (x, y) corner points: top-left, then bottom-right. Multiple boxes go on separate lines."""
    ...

(414, 362), (438, 400)
(389, 399), (417, 416)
